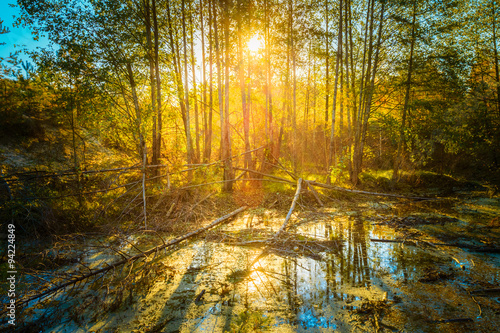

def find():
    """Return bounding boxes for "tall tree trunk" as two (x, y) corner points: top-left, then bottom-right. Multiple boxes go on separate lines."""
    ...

(327, 0), (342, 184)
(153, 0), (162, 167)
(205, 0), (214, 163)
(344, 0), (351, 140)
(291, 0), (297, 173)
(223, 0), (233, 191)
(351, 0), (373, 185)
(492, 1), (500, 116)
(360, 0), (385, 173)
(284, 0), (292, 166)
(264, 0), (275, 170)
(167, 0), (190, 165)
(144, 0), (156, 166)
(347, 0), (356, 178)
(305, 41), (312, 163)
(182, 0), (194, 175)
(126, 63), (145, 161)
(190, 1), (200, 164)
(214, 0), (224, 160)
(325, 0), (330, 167)
(312, 47), (317, 163)
(200, 0), (208, 163)
(393, 0), (416, 180)
(237, 1), (251, 172)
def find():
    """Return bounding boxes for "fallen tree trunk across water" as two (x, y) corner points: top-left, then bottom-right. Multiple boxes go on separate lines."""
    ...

(308, 180), (431, 200)
(6, 206), (247, 314)
(232, 167), (431, 200)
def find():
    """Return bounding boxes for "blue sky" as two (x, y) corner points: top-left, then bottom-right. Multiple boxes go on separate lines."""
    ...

(0, 1), (49, 65)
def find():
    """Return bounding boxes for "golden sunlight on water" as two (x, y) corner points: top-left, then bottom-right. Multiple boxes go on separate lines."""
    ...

(22, 196), (500, 332)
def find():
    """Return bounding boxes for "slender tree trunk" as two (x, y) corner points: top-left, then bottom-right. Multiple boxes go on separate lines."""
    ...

(200, 0), (208, 163)
(351, 0), (373, 185)
(205, 0), (214, 162)
(327, 0), (342, 184)
(344, 0), (351, 140)
(69, 88), (83, 208)
(325, 0), (330, 150)
(167, 1), (190, 164)
(237, 1), (251, 172)
(144, 0), (156, 166)
(347, 0), (356, 178)
(339, 60), (344, 138)
(325, 0), (331, 168)
(393, 0), (416, 180)
(492, 1), (500, 116)
(153, 0), (162, 167)
(305, 42), (311, 159)
(360, 0), (385, 171)
(284, 0), (292, 165)
(214, 0), (224, 161)
(223, 0), (233, 191)
(355, 0), (377, 178)
(291, 0), (297, 173)
(126, 63), (145, 161)
(190, 1), (200, 164)
(182, 0), (194, 171)
(264, 0), (275, 168)
(312, 48), (317, 163)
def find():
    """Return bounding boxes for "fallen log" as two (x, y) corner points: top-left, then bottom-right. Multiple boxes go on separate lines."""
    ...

(308, 180), (431, 200)
(5, 206), (247, 313)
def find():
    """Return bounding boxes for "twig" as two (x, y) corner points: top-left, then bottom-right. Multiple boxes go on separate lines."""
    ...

(429, 318), (473, 324)
(304, 180), (324, 207)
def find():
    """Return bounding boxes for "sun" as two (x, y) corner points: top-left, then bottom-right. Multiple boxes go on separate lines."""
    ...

(247, 35), (263, 52)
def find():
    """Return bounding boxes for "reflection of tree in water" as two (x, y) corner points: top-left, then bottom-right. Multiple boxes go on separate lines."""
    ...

(324, 217), (371, 301)
(270, 217), (374, 329)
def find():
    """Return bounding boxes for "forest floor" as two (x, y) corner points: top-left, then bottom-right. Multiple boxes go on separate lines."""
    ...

(2, 178), (499, 333)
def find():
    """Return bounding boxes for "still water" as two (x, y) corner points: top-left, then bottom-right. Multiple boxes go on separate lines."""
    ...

(13, 196), (500, 332)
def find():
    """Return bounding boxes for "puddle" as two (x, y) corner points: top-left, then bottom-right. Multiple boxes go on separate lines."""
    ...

(4, 196), (500, 332)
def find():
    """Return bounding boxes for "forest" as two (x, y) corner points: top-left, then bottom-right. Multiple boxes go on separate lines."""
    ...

(1, 0), (500, 332)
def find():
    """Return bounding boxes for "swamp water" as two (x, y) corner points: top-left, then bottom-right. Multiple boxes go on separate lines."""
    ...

(4, 195), (500, 332)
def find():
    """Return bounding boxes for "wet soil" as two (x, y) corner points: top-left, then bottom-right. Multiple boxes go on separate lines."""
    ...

(2, 191), (500, 332)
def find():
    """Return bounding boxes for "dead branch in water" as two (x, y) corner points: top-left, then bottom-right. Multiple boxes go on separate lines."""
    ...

(249, 178), (303, 267)
(4, 206), (246, 314)
(276, 178), (303, 237)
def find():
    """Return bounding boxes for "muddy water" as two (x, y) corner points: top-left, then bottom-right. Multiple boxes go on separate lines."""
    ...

(15, 196), (500, 332)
